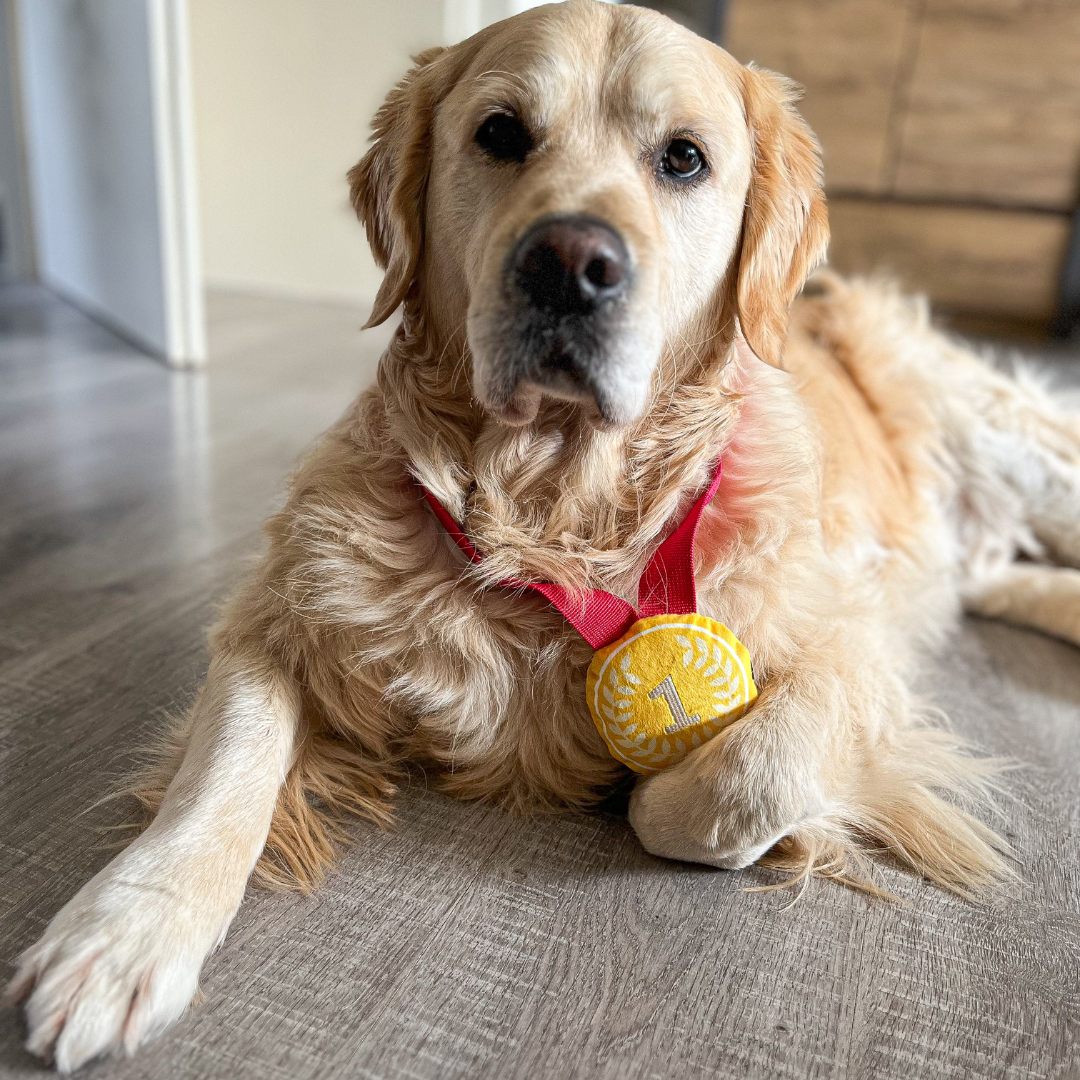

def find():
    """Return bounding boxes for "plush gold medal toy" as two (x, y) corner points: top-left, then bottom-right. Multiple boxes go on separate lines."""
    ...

(421, 461), (757, 774)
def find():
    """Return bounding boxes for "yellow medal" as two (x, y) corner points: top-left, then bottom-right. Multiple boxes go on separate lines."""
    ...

(586, 613), (757, 773)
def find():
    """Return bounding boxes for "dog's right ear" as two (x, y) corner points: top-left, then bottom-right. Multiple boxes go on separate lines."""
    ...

(349, 46), (458, 328)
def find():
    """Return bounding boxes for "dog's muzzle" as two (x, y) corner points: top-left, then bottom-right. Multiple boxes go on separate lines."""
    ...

(497, 213), (633, 419)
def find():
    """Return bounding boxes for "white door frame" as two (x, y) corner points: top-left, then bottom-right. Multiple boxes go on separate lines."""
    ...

(147, 0), (205, 366)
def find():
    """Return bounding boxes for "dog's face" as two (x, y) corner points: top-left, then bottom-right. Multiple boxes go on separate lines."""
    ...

(352, 0), (828, 428)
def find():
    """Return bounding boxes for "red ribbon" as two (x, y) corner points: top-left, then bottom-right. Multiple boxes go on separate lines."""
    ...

(420, 461), (722, 650)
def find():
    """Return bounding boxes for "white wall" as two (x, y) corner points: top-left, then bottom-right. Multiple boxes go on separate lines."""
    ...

(15, 0), (204, 362)
(18, 1), (163, 326)
(444, 0), (573, 45)
(0, 0), (33, 282)
(188, 0), (443, 305)
(187, 1), (610, 304)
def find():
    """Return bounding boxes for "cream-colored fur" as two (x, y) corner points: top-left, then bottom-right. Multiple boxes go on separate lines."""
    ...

(8, 1), (1080, 1071)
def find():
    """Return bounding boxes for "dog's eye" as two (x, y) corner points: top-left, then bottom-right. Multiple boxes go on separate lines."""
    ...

(475, 113), (532, 163)
(659, 138), (706, 180)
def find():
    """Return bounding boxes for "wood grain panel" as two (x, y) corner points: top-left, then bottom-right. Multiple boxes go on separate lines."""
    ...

(895, 0), (1080, 210)
(725, 0), (913, 193)
(826, 199), (1070, 317)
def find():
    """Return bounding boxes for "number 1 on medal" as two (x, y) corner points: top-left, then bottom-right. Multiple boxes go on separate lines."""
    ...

(649, 675), (703, 734)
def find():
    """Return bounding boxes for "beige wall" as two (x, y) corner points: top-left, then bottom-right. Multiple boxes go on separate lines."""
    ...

(188, 0), (442, 304)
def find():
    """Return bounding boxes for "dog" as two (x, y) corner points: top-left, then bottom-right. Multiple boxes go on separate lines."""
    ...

(8, 0), (1080, 1071)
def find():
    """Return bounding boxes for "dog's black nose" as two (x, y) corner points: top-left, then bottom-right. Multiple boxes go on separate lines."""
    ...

(513, 215), (629, 316)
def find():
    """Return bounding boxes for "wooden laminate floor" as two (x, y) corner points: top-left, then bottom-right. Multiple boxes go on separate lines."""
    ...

(1, 283), (1079, 1080)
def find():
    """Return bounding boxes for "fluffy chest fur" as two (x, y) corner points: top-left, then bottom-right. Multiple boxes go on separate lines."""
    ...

(247, 325), (858, 814)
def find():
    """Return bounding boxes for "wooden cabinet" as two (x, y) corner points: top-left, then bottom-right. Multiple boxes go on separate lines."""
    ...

(724, 0), (909, 193)
(896, 0), (1080, 211)
(725, 0), (1080, 320)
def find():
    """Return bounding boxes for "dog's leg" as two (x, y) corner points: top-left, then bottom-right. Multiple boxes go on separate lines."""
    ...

(989, 399), (1080, 571)
(627, 653), (1009, 894)
(964, 563), (1080, 648)
(628, 664), (832, 870)
(947, 364), (1080, 572)
(5, 650), (299, 1073)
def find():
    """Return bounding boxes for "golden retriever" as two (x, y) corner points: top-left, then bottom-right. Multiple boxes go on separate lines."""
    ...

(9, 0), (1080, 1070)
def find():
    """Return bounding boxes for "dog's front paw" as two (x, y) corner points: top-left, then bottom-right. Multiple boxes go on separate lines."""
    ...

(628, 719), (825, 869)
(629, 774), (791, 868)
(5, 866), (229, 1073)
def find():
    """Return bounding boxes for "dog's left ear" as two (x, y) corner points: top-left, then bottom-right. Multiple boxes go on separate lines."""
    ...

(735, 65), (829, 367)
(349, 46), (469, 328)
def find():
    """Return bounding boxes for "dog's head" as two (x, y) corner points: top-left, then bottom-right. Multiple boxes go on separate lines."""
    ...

(351, 0), (827, 428)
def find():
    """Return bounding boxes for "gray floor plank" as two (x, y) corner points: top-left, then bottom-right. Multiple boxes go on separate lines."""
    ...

(1, 284), (1078, 1079)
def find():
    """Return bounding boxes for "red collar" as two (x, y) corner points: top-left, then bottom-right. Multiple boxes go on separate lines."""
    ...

(418, 461), (723, 650)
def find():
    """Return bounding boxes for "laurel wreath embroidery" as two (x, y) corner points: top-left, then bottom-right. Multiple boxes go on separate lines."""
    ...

(599, 635), (743, 767)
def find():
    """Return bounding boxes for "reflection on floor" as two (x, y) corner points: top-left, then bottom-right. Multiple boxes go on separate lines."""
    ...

(1, 284), (1078, 1080)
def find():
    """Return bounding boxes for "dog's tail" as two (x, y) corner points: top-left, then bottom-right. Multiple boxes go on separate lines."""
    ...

(761, 722), (1014, 901)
